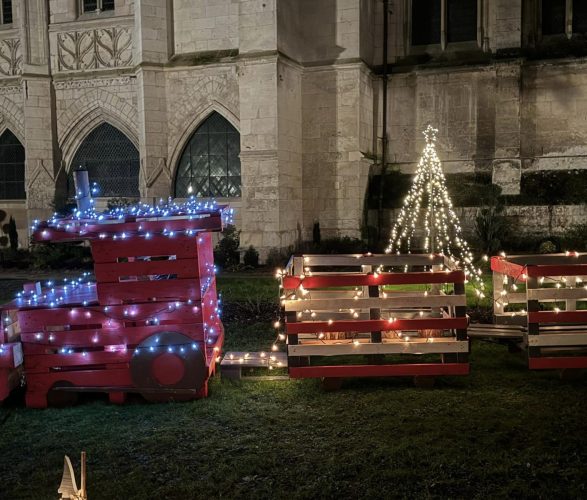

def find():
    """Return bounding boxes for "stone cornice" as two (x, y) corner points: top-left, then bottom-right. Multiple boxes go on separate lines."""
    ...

(53, 75), (134, 90)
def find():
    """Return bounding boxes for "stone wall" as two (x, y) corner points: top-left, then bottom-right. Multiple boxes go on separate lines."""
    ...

(173, 0), (238, 54)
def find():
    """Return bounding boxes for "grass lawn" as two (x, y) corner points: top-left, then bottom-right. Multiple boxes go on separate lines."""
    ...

(1, 272), (586, 499)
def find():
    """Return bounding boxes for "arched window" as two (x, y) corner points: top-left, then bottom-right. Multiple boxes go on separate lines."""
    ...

(174, 112), (241, 198)
(0, 129), (25, 200)
(68, 123), (139, 198)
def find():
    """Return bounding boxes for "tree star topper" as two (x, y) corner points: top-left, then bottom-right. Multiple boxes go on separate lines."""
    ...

(385, 124), (485, 295)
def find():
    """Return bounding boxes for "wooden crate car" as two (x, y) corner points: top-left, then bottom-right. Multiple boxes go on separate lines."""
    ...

(492, 253), (587, 370)
(279, 254), (470, 385)
(0, 202), (229, 407)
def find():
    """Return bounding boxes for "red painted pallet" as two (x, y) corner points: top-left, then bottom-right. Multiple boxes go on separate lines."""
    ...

(491, 253), (587, 370)
(0, 201), (229, 407)
(279, 254), (470, 385)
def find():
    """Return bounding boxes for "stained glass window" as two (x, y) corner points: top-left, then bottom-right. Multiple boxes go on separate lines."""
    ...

(68, 123), (139, 199)
(174, 112), (241, 198)
(0, 129), (25, 200)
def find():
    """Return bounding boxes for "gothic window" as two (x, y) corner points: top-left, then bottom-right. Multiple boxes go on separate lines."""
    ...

(81, 0), (114, 14)
(411, 0), (441, 45)
(541, 0), (566, 35)
(411, 0), (477, 47)
(447, 0), (478, 43)
(1, 0), (12, 24)
(0, 129), (25, 200)
(540, 0), (587, 37)
(68, 123), (139, 199)
(174, 112), (241, 198)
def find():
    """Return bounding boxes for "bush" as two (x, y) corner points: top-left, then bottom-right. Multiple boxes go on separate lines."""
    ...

(474, 188), (510, 255)
(560, 223), (587, 252)
(214, 225), (240, 268)
(7, 217), (18, 251)
(314, 236), (368, 254)
(538, 240), (558, 254)
(243, 245), (259, 267)
(31, 243), (93, 270)
(265, 247), (289, 269)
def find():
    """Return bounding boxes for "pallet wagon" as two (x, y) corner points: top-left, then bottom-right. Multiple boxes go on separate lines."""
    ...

(0, 184), (230, 407)
(489, 253), (587, 370)
(279, 253), (470, 386)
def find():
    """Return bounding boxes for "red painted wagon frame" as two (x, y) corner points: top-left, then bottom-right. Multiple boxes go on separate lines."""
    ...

(1, 201), (230, 407)
(280, 253), (470, 382)
(491, 253), (587, 370)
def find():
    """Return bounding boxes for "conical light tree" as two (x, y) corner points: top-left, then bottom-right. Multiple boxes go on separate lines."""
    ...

(385, 124), (485, 295)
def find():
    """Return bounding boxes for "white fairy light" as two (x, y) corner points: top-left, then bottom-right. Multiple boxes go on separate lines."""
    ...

(384, 124), (485, 294)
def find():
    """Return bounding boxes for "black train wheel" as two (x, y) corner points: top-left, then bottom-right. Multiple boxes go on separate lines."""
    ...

(130, 331), (207, 402)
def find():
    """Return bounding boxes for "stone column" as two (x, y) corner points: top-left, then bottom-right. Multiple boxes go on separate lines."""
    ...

(134, 0), (171, 199)
(238, 0), (303, 256)
(492, 61), (522, 195)
(20, 0), (60, 223)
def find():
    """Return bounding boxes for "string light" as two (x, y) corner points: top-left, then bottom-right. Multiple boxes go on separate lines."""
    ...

(384, 125), (485, 294)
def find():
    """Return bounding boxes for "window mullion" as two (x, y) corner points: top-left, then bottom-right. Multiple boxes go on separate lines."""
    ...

(441, 0), (447, 49)
(566, 0), (573, 38)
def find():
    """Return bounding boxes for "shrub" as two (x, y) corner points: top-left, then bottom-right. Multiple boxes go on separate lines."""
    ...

(31, 243), (93, 270)
(265, 247), (289, 269)
(474, 188), (509, 255)
(106, 197), (139, 210)
(312, 221), (321, 246)
(538, 240), (558, 254)
(316, 236), (368, 254)
(560, 223), (587, 252)
(7, 216), (17, 251)
(214, 225), (240, 268)
(243, 245), (259, 267)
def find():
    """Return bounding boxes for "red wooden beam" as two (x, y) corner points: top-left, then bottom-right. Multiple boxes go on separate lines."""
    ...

(288, 363), (470, 379)
(286, 317), (467, 334)
(529, 356), (587, 370)
(526, 264), (587, 278)
(528, 311), (587, 324)
(490, 257), (527, 280)
(282, 271), (465, 289)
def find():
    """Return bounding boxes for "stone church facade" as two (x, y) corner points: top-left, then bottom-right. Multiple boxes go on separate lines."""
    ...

(0, 1), (586, 253)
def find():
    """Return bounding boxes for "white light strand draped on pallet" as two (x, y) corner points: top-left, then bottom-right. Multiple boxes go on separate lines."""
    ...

(385, 124), (485, 295)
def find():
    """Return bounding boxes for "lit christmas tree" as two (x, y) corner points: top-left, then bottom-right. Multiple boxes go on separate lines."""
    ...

(385, 125), (485, 295)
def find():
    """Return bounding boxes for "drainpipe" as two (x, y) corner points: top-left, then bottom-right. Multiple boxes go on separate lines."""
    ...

(377, 0), (390, 246)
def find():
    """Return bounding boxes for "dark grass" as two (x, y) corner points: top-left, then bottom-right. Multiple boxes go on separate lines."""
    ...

(0, 273), (586, 499)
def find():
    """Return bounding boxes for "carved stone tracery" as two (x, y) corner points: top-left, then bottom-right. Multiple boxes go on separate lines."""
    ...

(57, 26), (133, 71)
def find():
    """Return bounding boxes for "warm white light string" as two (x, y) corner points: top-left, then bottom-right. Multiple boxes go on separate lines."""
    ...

(385, 125), (485, 296)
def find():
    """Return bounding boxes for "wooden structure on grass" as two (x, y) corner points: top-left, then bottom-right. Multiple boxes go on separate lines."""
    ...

(280, 254), (470, 385)
(491, 253), (587, 370)
(0, 201), (228, 407)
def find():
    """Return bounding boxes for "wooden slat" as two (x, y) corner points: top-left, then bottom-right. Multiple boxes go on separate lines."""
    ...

(283, 271), (464, 289)
(527, 333), (587, 347)
(288, 363), (470, 378)
(528, 356), (587, 370)
(24, 350), (131, 373)
(17, 301), (205, 333)
(25, 367), (133, 392)
(221, 351), (287, 367)
(288, 339), (468, 356)
(298, 254), (447, 267)
(21, 324), (205, 349)
(526, 264), (587, 278)
(94, 258), (200, 282)
(34, 214), (224, 243)
(528, 310), (587, 324)
(286, 317), (467, 334)
(527, 288), (587, 301)
(96, 279), (201, 304)
(283, 294), (466, 312)
(491, 257), (526, 280)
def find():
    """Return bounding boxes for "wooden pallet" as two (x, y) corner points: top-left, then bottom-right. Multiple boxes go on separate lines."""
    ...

(1, 205), (227, 407)
(280, 254), (470, 384)
(492, 253), (587, 370)
(221, 351), (287, 379)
